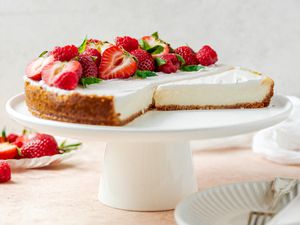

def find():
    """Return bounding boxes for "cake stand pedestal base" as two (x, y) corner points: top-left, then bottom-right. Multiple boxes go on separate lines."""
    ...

(99, 141), (197, 211)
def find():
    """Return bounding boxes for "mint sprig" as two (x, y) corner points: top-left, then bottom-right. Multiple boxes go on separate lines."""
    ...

(80, 77), (102, 88)
(155, 57), (166, 67)
(151, 31), (159, 39)
(180, 65), (205, 72)
(135, 70), (157, 79)
(78, 36), (88, 54)
(139, 39), (151, 50)
(147, 45), (164, 55)
(39, 51), (48, 57)
(59, 140), (82, 153)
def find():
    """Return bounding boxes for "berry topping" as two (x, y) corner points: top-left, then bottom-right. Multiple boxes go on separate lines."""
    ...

(130, 49), (155, 71)
(174, 46), (198, 66)
(82, 47), (101, 66)
(115, 36), (139, 52)
(156, 53), (180, 74)
(140, 32), (170, 57)
(25, 56), (55, 81)
(99, 45), (137, 79)
(78, 55), (98, 78)
(42, 60), (82, 90)
(20, 133), (59, 158)
(0, 162), (11, 183)
(196, 45), (218, 66)
(0, 143), (18, 160)
(50, 45), (79, 61)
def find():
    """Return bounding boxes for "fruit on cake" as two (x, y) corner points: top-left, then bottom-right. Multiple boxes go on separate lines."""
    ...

(24, 32), (274, 126)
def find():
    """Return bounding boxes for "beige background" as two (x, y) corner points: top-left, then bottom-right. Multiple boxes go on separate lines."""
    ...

(0, 0), (300, 129)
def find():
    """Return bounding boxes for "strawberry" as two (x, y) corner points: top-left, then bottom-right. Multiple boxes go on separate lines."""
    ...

(0, 162), (11, 183)
(196, 45), (218, 66)
(78, 55), (98, 77)
(157, 53), (180, 74)
(140, 32), (171, 57)
(115, 36), (139, 52)
(130, 49), (155, 71)
(20, 133), (59, 158)
(7, 133), (18, 143)
(25, 56), (55, 81)
(82, 48), (101, 66)
(99, 45), (137, 79)
(50, 45), (79, 61)
(0, 143), (18, 159)
(174, 46), (198, 66)
(42, 60), (82, 90)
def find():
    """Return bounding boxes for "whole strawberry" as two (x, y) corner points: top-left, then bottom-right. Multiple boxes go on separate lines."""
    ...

(116, 36), (139, 52)
(78, 55), (98, 77)
(50, 45), (79, 61)
(130, 49), (155, 71)
(20, 133), (59, 158)
(0, 161), (11, 183)
(157, 53), (180, 74)
(82, 48), (101, 66)
(196, 45), (218, 66)
(174, 46), (198, 66)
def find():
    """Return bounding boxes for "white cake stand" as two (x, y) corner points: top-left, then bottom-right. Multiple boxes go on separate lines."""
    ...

(6, 94), (292, 211)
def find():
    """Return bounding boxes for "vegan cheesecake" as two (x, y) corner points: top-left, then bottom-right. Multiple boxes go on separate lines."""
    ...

(24, 33), (274, 126)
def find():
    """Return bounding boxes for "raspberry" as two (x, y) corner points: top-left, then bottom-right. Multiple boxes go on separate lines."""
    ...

(196, 45), (218, 66)
(157, 53), (180, 74)
(115, 36), (139, 52)
(130, 49), (155, 71)
(78, 55), (98, 77)
(174, 46), (198, 65)
(0, 161), (11, 183)
(82, 47), (101, 66)
(50, 45), (79, 61)
(7, 133), (18, 143)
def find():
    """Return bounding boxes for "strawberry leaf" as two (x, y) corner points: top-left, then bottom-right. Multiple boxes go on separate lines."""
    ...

(80, 77), (102, 88)
(180, 65), (205, 72)
(176, 54), (185, 65)
(151, 32), (159, 39)
(78, 36), (88, 54)
(39, 51), (48, 57)
(147, 45), (164, 55)
(155, 57), (166, 67)
(1, 128), (6, 141)
(139, 39), (151, 50)
(135, 70), (157, 79)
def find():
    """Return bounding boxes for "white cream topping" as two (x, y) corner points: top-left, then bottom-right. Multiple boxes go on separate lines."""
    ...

(154, 68), (273, 106)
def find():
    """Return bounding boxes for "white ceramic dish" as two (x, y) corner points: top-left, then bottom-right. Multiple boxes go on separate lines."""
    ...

(175, 181), (294, 225)
(6, 93), (292, 211)
(3, 137), (80, 169)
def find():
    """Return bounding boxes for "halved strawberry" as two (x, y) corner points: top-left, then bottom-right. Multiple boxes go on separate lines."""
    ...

(0, 143), (18, 160)
(99, 46), (137, 79)
(42, 60), (82, 90)
(25, 56), (55, 81)
(140, 32), (170, 57)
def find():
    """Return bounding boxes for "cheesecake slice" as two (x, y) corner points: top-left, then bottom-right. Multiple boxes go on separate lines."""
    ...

(154, 68), (274, 110)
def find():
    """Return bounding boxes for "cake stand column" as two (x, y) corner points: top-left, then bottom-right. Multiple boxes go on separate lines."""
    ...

(99, 141), (197, 211)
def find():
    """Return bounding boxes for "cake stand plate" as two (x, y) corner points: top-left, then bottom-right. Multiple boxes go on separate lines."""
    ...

(6, 94), (292, 211)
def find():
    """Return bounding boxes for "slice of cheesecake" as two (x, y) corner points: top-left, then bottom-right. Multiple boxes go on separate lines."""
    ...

(154, 68), (274, 110)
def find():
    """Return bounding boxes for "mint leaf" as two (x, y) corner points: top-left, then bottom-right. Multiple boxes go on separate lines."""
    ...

(135, 70), (157, 79)
(78, 36), (88, 54)
(147, 45), (164, 55)
(180, 65), (205, 72)
(39, 51), (48, 57)
(151, 32), (159, 39)
(139, 39), (151, 50)
(176, 54), (185, 65)
(80, 77), (102, 88)
(155, 57), (166, 66)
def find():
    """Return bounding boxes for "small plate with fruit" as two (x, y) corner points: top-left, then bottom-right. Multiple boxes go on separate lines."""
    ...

(0, 129), (81, 169)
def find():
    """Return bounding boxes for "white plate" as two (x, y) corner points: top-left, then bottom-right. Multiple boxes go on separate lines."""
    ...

(3, 137), (80, 169)
(6, 93), (292, 142)
(175, 181), (291, 225)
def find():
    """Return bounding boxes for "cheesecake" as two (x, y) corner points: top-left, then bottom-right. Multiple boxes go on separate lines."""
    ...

(23, 33), (275, 126)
